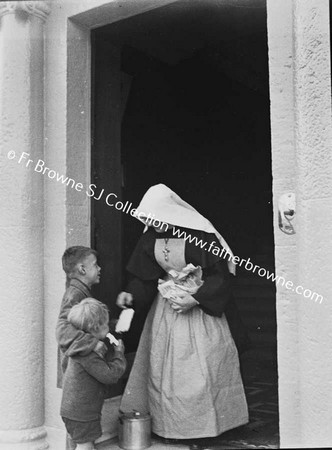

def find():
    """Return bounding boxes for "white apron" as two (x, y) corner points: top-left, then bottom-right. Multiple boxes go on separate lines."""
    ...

(120, 238), (248, 439)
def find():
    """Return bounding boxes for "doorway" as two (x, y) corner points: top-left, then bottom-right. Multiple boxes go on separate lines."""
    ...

(91, 0), (278, 446)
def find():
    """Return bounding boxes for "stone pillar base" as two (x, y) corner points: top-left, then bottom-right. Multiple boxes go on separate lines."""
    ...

(0, 426), (48, 450)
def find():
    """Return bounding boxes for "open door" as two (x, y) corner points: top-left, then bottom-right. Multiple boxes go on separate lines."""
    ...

(91, 6), (278, 444)
(91, 35), (123, 317)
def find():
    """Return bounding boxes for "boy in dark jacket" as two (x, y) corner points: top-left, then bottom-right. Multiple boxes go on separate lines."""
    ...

(57, 246), (111, 450)
(61, 298), (126, 450)
(56, 246), (105, 388)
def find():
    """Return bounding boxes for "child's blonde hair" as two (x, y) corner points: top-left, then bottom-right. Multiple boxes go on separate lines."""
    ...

(68, 298), (109, 334)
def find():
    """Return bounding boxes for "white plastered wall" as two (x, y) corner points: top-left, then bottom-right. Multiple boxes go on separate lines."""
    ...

(267, 0), (332, 447)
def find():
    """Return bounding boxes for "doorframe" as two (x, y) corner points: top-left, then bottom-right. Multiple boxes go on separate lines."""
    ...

(45, 0), (332, 447)
(64, 0), (283, 443)
(65, 0), (181, 247)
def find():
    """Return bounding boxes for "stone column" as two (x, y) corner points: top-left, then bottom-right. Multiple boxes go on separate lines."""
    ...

(0, 2), (50, 449)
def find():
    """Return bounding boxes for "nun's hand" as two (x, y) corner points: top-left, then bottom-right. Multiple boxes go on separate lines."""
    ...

(170, 293), (199, 314)
(116, 291), (133, 309)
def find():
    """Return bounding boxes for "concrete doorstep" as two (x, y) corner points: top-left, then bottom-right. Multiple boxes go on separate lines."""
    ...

(96, 436), (188, 450)
(95, 435), (278, 450)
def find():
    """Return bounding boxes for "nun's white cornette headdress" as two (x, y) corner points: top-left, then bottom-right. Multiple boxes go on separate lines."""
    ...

(133, 184), (236, 274)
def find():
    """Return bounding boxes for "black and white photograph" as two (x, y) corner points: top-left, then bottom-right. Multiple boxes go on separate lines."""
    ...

(0, 1), (331, 449)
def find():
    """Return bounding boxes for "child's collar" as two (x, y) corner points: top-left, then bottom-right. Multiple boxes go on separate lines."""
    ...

(70, 277), (91, 295)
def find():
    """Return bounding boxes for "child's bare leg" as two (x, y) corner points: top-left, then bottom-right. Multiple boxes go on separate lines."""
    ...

(76, 442), (94, 450)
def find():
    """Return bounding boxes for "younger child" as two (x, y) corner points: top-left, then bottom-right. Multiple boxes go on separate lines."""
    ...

(61, 298), (126, 450)
(56, 246), (105, 387)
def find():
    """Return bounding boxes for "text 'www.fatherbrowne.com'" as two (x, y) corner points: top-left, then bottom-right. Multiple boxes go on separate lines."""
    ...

(171, 227), (324, 304)
(7, 150), (323, 304)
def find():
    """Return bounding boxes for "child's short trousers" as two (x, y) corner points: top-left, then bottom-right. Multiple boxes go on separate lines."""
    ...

(62, 417), (102, 443)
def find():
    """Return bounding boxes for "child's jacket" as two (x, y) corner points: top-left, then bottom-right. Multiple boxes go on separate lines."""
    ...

(56, 278), (99, 387)
(60, 343), (126, 421)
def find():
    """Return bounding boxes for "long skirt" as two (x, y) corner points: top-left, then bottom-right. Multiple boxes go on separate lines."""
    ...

(120, 293), (248, 439)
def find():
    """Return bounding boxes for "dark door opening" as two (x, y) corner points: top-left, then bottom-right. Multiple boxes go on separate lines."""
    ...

(91, 1), (278, 446)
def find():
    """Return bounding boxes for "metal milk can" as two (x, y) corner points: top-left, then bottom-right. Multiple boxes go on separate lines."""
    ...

(118, 411), (151, 450)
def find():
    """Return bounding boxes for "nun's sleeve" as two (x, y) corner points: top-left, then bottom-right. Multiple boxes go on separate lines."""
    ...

(125, 276), (158, 311)
(185, 230), (250, 353)
(185, 230), (232, 317)
(192, 259), (232, 317)
(122, 230), (164, 350)
(125, 229), (164, 311)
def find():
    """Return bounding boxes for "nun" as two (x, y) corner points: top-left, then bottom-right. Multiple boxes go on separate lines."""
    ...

(117, 184), (249, 439)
